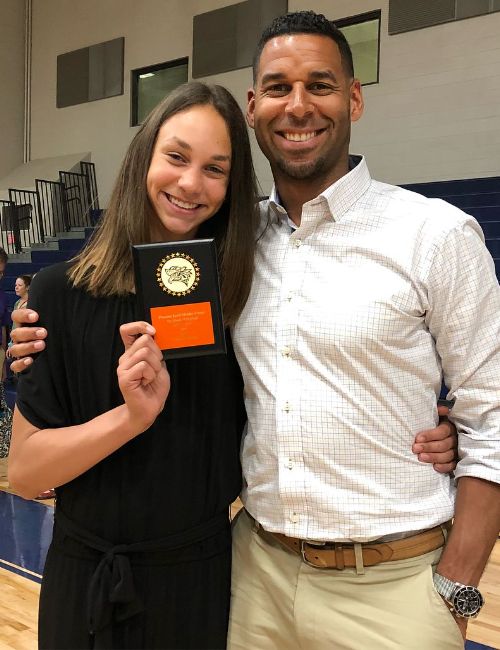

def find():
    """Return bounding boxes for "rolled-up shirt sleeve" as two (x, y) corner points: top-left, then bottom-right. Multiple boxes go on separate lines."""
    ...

(425, 209), (500, 483)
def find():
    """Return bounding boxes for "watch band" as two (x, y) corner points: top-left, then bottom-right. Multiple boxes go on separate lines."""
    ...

(433, 572), (456, 600)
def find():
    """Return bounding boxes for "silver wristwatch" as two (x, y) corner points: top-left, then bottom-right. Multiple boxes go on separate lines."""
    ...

(433, 572), (484, 618)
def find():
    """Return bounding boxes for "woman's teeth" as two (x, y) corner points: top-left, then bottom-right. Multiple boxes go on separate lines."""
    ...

(167, 194), (199, 209)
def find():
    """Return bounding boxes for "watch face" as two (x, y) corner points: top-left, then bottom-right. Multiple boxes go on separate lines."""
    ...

(452, 586), (484, 618)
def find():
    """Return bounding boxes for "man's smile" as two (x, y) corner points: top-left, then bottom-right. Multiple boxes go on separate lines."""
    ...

(279, 129), (327, 142)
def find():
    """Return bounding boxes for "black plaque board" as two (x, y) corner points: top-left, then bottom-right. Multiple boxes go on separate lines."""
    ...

(132, 238), (226, 359)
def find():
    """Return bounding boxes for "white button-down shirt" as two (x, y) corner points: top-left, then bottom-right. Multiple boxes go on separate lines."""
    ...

(233, 156), (500, 542)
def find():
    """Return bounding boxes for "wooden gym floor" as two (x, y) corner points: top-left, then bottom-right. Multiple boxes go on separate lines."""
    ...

(0, 457), (498, 650)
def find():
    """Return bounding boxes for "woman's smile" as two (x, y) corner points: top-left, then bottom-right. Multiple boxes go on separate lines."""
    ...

(147, 104), (231, 241)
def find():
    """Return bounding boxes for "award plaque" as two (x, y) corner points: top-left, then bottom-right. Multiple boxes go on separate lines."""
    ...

(132, 239), (226, 359)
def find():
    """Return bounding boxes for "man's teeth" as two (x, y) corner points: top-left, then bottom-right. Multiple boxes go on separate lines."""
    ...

(283, 131), (317, 142)
(168, 194), (199, 209)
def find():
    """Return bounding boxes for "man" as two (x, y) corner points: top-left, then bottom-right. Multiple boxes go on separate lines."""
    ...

(225, 11), (500, 650)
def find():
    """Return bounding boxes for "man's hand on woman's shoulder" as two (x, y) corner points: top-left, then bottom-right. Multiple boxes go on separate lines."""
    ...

(8, 308), (46, 371)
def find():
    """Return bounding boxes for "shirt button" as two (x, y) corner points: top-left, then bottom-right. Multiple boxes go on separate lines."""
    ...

(290, 512), (299, 523)
(281, 346), (291, 357)
(287, 293), (293, 302)
(293, 239), (302, 248)
(283, 401), (291, 412)
(286, 458), (293, 470)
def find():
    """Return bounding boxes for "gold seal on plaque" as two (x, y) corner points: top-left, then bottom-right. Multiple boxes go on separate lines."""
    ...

(156, 253), (200, 296)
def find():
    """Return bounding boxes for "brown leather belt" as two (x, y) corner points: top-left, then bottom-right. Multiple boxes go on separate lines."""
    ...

(251, 513), (451, 570)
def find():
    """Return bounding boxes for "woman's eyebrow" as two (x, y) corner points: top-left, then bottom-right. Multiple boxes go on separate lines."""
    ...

(165, 137), (230, 162)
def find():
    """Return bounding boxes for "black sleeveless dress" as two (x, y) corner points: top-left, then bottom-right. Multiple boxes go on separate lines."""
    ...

(17, 263), (246, 649)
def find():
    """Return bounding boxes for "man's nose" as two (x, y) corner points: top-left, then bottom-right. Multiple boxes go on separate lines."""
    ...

(285, 85), (313, 119)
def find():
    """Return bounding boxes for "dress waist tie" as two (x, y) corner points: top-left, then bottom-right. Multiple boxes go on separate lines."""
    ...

(55, 507), (229, 649)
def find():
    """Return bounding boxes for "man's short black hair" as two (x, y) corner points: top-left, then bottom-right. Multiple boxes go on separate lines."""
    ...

(252, 10), (354, 83)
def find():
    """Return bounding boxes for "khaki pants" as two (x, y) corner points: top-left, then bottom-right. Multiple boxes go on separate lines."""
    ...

(228, 510), (464, 650)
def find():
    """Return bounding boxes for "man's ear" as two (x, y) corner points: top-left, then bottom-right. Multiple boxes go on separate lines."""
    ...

(246, 88), (256, 129)
(350, 79), (364, 123)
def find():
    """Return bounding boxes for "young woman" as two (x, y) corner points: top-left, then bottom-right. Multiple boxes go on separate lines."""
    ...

(8, 81), (259, 650)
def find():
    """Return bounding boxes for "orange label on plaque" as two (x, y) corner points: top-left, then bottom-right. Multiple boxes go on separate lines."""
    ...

(150, 302), (215, 350)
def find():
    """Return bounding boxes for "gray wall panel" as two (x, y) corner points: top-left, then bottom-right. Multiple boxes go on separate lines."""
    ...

(57, 37), (123, 108)
(192, 0), (287, 78)
(456, 0), (490, 19)
(389, 0), (500, 34)
(88, 42), (106, 101)
(389, 0), (454, 34)
(57, 47), (89, 108)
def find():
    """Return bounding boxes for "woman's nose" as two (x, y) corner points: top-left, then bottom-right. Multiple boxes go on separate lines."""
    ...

(177, 167), (202, 195)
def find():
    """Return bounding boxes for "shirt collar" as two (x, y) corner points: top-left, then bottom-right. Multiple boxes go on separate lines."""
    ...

(268, 155), (371, 227)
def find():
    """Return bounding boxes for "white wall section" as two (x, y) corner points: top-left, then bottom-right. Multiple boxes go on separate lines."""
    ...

(0, 0), (26, 179)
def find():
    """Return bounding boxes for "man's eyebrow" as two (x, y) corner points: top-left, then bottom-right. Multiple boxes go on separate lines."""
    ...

(310, 69), (339, 83)
(260, 70), (339, 86)
(260, 72), (287, 86)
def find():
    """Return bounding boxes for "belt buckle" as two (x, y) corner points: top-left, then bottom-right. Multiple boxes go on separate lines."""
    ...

(300, 540), (328, 569)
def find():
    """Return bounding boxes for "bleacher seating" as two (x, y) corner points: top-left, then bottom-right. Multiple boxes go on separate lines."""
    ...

(1, 226), (94, 311)
(1, 161), (99, 257)
(1, 224), (94, 407)
(401, 176), (500, 281)
(0, 161), (100, 406)
(0, 160), (100, 357)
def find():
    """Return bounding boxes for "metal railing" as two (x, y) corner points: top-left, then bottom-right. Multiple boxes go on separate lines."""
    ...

(0, 200), (18, 255)
(36, 179), (70, 237)
(0, 164), (100, 255)
(59, 170), (93, 228)
(7, 189), (44, 253)
(80, 161), (100, 213)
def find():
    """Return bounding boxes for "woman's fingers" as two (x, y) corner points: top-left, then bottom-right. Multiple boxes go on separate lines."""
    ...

(118, 358), (158, 386)
(119, 337), (163, 375)
(119, 322), (155, 350)
(118, 324), (164, 389)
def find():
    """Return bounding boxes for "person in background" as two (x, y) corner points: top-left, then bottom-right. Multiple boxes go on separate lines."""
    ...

(0, 248), (9, 379)
(12, 274), (31, 311)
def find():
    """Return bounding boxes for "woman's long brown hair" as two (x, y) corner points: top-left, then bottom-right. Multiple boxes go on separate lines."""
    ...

(69, 82), (259, 326)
